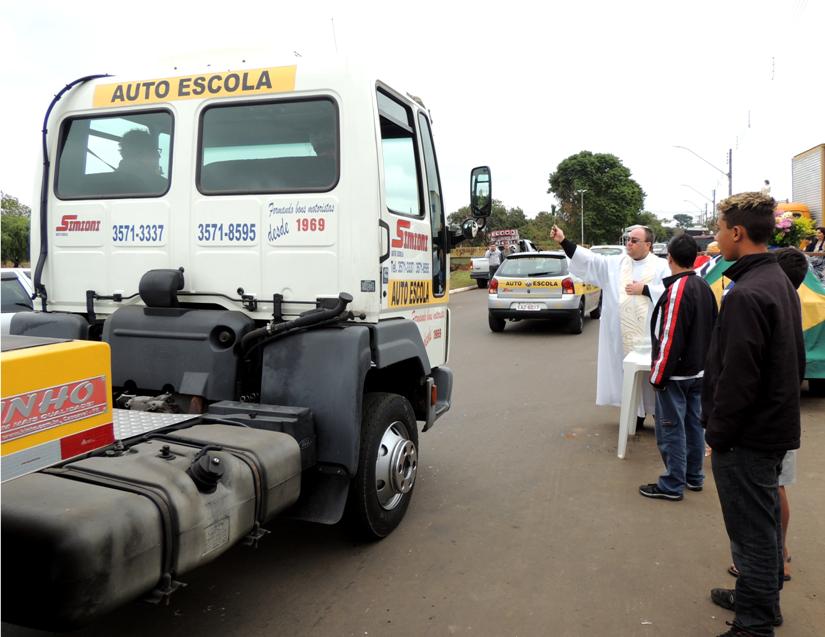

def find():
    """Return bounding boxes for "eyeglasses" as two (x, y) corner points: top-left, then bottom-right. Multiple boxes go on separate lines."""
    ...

(627, 237), (649, 245)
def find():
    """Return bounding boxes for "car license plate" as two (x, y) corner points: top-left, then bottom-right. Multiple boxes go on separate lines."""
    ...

(514, 303), (542, 311)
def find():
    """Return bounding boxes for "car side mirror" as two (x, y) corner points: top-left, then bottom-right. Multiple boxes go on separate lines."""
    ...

(470, 166), (492, 219)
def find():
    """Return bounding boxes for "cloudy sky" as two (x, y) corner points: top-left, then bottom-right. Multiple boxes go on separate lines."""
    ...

(1, 0), (823, 224)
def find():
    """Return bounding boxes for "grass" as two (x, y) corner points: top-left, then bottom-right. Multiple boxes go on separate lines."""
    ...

(449, 256), (475, 290)
(450, 269), (474, 291)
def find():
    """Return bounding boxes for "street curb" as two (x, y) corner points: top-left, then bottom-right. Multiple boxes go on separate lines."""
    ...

(450, 285), (478, 294)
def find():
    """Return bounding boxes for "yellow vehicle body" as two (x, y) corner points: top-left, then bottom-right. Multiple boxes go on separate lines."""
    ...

(777, 201), (811, 220)
(1, 337), (113, 481)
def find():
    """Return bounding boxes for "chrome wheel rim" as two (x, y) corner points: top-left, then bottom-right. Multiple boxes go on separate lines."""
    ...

(375, 420), (417, 510)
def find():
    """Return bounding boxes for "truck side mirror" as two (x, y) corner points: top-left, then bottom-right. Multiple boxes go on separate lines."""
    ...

(448, 219), (479, 248)
(470, 166), (492, 220)
(461, 218), (478, 240)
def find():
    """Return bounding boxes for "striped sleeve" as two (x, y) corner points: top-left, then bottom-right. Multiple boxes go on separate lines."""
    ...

(650, 276), (688, 386)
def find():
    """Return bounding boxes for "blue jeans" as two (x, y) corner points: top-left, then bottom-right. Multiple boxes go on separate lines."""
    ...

(712, 447), (785, 636)
(654, 378), (705, 495)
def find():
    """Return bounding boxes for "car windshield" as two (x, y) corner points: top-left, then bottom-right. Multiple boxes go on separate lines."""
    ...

(591, 246), (623, 256)
(497, 257), (565, 277)
(1, 277), (33, 313)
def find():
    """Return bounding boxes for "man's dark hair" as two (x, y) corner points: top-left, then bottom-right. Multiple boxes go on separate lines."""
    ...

(716, 192), (776, 244)
(667, 233), (698, 268)
(774, 247), (808, 290)
(817, 226), (825, 234)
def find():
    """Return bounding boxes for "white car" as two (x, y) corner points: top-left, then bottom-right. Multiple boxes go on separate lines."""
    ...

(1, 268), (34, 334)
(471, 239), (539, 288)
(487, 252), (601, 333)
(589, 244), (626, 256)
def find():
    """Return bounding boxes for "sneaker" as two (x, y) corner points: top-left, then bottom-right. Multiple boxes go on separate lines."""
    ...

(711, 589), (783, 626)
(716, 622), (756, 636)
(639, 483), (683, 501)
(686, 482), (704, 492)
(710, 587), (735, 611)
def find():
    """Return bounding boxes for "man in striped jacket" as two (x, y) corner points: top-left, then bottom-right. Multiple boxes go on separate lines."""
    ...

(639, 234), (718, 501)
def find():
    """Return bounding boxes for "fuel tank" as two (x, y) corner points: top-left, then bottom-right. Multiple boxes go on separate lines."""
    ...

(1, 424), (301, 631)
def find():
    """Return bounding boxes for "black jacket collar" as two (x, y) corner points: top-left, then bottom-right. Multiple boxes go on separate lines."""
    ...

(662, 270), (695, 287)
(724, 252), (777, 282)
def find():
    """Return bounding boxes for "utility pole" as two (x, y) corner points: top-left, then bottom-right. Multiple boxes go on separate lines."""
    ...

(712, 188), (716, 226)
(576, 189), (587, 244)
(674, 146), (733, 197)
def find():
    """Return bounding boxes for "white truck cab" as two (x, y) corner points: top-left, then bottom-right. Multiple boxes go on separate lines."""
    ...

(3, 56), (491, 630)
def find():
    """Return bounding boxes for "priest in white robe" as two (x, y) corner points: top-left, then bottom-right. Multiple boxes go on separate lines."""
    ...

(551, 224), (671, 424)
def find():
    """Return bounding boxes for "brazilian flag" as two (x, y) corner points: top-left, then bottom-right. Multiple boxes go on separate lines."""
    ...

(700, 257), (825, 381)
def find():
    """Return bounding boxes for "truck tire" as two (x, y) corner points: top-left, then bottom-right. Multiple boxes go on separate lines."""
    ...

(568, 299), (585, 334)
(590, 293), (602, 319)
(346, 392), (418, 540)
(488, 313), (505, 332)
(476, 278), (487, 289)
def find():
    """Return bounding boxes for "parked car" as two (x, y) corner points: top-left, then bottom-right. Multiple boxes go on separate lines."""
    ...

(471, 238), (539, 288)
(589, 245), (625, 256)
(487, 252), (601, 333)
(1, 268), (34, 334)
(652, 243), (668, 257)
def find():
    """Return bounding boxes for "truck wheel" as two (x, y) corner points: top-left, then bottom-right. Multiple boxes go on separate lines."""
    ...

(346, 393), (418, 540)
(590, 293), (602, 319)
(488, 313), (505, 332)
(568, 299), (585, 334)
(477, 278), (487, 289)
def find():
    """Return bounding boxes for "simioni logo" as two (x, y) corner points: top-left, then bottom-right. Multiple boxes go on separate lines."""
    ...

(391, 219), (429, 252)
(55, 215), (102, 235)
(1, 376), (108, 443)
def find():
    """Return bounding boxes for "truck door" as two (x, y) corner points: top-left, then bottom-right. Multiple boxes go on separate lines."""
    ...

(376, 88), (448, 367)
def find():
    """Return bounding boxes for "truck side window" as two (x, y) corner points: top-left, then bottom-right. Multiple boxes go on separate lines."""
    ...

(198, 98), (339, 195)
(418, 114), (446, 297)
(56, 111), (172, 199)
(377, 90), (422, 217)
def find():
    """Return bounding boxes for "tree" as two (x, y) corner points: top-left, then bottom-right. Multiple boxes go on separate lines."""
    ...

(1, 194), (32, 266)
(1, 215), (30, 267)
(548, 151), (645, 245)
(633, 211), (672, 244)
(2, 194), (31, 217)
(673, 213), (694, 228)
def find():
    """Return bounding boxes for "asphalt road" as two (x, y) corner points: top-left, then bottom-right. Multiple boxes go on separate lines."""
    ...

(5, 289), (824, 636)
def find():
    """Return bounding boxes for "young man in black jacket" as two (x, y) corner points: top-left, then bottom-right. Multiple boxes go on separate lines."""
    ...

(639, 233), (718, 501)
(704, 193), (805, 637)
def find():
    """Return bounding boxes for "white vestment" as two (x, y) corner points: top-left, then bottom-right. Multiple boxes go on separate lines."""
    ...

(568, 247), (671, 415)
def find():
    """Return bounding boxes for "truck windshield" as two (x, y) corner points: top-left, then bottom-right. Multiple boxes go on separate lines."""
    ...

(497, 257), (566, 277)
(56, 111), (172, 199)
(198, 98), (338, 195)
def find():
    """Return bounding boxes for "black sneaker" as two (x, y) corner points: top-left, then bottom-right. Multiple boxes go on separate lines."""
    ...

(639, 483), (683, 501)
(716, 622), (756, 636)
(686, 482), (703, 492)
(711, 587), (735, 611)
(711, 589), (783, 626)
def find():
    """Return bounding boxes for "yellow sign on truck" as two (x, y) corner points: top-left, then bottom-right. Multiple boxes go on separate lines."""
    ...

(1, 336), (114, 481)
